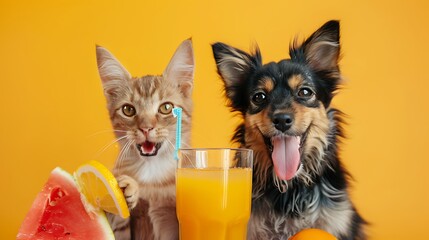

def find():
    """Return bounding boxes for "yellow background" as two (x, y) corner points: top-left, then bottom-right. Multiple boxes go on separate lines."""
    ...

(1, 0), (428, 239)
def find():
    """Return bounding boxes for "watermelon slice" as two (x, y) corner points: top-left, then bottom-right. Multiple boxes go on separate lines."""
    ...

(17, 167), (114, 240)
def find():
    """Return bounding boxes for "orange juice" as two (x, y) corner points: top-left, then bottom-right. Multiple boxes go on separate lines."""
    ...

(176, 167), (252, 240)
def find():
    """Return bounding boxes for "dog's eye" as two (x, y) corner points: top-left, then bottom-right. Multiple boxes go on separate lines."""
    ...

(252, 92), (267, 104)
(159, 102), (174, 115)
(297, 88), (314, 98)
(122, 104), (136, 117)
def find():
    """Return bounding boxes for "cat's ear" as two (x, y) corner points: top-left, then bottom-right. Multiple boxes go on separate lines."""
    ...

(163, 39), (194, 97)
(96, 45), (131, 84)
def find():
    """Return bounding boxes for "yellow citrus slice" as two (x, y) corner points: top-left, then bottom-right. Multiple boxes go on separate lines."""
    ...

(74, 160), (130, 219)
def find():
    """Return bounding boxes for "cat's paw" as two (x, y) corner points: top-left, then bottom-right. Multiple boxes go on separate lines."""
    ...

(116, 175), (139, 210)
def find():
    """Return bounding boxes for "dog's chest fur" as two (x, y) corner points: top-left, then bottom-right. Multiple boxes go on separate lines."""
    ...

(242, 110), (356, 239)
(248, 195), (354, 240)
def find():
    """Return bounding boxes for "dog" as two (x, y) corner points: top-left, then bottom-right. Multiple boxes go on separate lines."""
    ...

(212, 20), (367, 240)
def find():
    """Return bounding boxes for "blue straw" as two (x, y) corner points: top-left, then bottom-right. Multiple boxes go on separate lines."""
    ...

(172, 107), (182, 160)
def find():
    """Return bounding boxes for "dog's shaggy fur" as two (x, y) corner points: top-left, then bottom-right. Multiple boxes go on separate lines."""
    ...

(212, 20), (366, 240)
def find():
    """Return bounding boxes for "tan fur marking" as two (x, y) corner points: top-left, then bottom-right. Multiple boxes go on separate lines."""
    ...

(292, 102), (330, 183)
(245, 108), (275, 193)
(288, 74), (304, 90)
(259, 77), (275, 92)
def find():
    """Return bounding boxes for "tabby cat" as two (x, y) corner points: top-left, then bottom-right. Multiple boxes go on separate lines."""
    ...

(96, 39), (194, 240)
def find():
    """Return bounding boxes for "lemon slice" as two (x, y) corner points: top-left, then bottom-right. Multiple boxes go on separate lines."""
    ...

(74, 160), (130, 219)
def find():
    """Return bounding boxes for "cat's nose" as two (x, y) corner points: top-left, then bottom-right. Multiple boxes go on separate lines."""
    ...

(140, 128), (154, 136)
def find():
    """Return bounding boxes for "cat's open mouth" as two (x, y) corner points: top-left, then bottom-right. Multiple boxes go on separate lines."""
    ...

(137, 141), (162, 157)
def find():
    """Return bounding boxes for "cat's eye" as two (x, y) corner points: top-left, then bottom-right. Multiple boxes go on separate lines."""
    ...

(159, 102), (174, 115)
(122, 104), (136, 117)
(252, 92), (267, 104)
(297, 88), (314, 98)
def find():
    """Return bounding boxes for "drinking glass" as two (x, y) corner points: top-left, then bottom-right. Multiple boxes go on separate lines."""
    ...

(176, 148), (253, 240)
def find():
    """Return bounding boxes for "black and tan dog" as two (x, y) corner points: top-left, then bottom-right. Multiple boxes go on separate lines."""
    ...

(212, 20), (366, 240)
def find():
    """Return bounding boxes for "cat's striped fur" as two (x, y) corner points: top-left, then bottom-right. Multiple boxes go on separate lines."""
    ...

(96, 39), (194, 240)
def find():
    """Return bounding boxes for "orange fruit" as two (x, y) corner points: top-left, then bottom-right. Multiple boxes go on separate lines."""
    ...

(290, 228), (337, 240)
(74, 160), (130, 218)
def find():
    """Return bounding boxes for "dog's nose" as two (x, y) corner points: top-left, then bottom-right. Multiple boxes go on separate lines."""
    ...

(273, 113), (294, 132)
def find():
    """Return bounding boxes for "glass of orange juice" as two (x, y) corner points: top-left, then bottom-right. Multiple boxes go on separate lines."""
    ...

(176, 148), (253, 240)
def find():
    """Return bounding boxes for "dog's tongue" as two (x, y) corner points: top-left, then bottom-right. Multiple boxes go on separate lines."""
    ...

(271, 135), (301, 181)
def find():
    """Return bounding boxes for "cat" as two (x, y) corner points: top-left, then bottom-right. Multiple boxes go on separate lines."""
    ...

(95, 39), (194, 240)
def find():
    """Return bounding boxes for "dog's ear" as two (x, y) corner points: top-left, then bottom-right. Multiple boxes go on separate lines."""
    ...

(292, 20), (340, 72)
(290, 20), (341, 107)
(212, 42), (261, 111)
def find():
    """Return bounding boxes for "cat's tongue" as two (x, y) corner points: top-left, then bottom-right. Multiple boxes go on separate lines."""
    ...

(141, 141), (156, 154)
(271, 135), (301, 181)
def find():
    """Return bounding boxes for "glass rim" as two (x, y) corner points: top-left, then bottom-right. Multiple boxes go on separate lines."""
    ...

(178, 147), (253, 152)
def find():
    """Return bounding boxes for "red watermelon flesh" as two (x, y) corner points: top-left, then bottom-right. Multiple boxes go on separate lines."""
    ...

(17, 167), (114, 240)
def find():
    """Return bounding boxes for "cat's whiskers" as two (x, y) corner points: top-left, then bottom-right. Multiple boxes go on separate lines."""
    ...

(116, 139), (135, 175)
(164, 139), (176, 154)
(94, 135), (129, 159)
(165, 138), (197, 168)
(87, 129), (128, 138)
